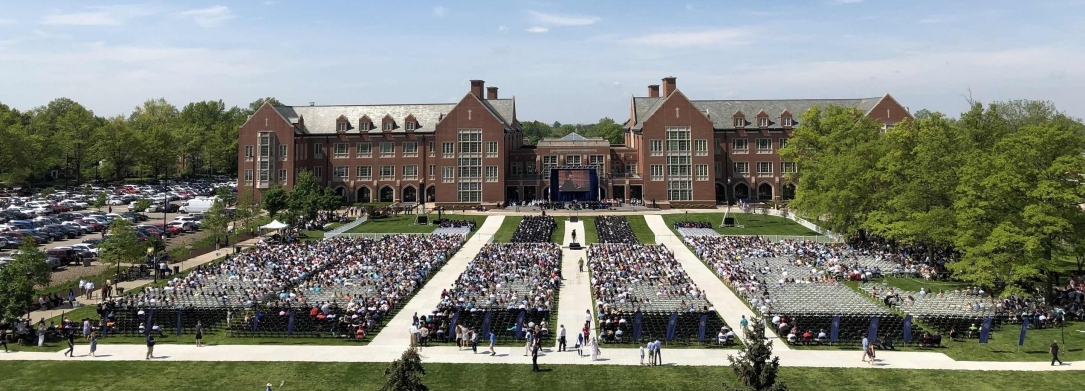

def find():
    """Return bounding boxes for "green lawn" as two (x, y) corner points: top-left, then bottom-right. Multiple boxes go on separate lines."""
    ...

(0, 361), (1081, 391)
(583, 215), (655, 244)
(662, 213), (820, 237)
(344, 214), (487, 234)
(493, 216), (522, 243)
(581, 217), (599, 244)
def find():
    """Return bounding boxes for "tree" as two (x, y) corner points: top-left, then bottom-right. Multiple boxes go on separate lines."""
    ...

(128, 98), (179, 178)
(93, 192), (108, 211)
(288, 171), (324, 220)
(319, 187), (343, 213)
(98, 219), (145, 278)
(726, 320), (788, 391)
(521, 121), (553, 145)
(133, 198), (152, 213)
(586, 117), (624, 145)
(0, 237), (52, 322)
(94, 116), (140, 180)
(202, 199), (229, 245)
(381, 346), (428, 391)
(261, 185), (288, 218)
(245, 97), (283, 115)
(235, 187), (260, 229)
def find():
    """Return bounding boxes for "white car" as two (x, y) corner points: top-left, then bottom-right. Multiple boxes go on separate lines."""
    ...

(70, 243), (99, 256)
(62, 221), (93, 234)
(107, 197), (128, 206)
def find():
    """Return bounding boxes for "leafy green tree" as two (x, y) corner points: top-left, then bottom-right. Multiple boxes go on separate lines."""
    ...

(94, 192), (108, 211)
(521, 120), (553, 145)
(216, 186), (238, 207)
(235, 188), (260, 229)
(128, 98), (179, 178)
(261, 185), (288, 218)
(98, 219), (145, 278)
(94, 116), (140, 180)
(133, 198), (152, 213)
(726, 320), (788, 391)
(202, 199), (229, 245)
(40, 187), (54, 198)
(586, 117), (625, 144)
(0, 238), (53, 322)
(0, 103), (46, 186)
(288, 170), (324, 220)
(245, 97), (283, 116)
(380, 347), (428, 391)
(319, 187), (342, 213)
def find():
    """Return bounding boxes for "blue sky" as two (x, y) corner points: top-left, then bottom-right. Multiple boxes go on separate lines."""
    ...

(1, 0), (1082, 123)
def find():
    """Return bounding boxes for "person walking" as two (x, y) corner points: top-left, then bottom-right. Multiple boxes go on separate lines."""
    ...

(654, 338), (663, 365)
(36, 323), (46, 347)
(524, 328), (534, 356)
(739, 315), (749, 329)
(470, 329), (479, 353)
(867, 343), (877, 365)
(531, 340), (541, 372)
(82, 318), (91, 341)
(489, 331), (497, 356)
(1051, 340), (1064, 366)
(146, 335), (156, 360)
(590, 337), (601, 361)
(576, 331), (584, 357)
(639, 344), (645, 365)
(63, 332), (75, 357)
(195, 321), (204, 347)
(578, 258), (584, 273)
(558, 324), (567, 352)
(861, 336), (871, 363)
(584, 309), (592, 328)
(572, 229), (577, 242)
(89, 332), (98, 357)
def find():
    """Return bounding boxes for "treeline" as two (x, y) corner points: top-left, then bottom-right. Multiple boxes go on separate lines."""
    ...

(521, 118), (625, 145)
(780, 100), (1085, 297)
(0, 97), (281, 186)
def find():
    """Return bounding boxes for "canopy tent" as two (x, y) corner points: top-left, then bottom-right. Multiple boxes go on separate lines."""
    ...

(260, 220), (289, 230)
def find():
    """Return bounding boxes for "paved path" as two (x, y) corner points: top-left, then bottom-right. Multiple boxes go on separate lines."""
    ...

(554, 219), (591, 350)
(644, 215), (783, 347)
(368, 216), (504, 348)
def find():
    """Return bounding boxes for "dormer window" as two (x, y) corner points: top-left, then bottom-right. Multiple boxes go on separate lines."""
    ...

(383, 121), (393, 131)
(405, 121), (416, 131)
(734, 117), (745, 127)
(758, 117), (769, 127)
(337, 122), (347, 132)
(782, 116), (793, 127)
(360, 122), (371, 131)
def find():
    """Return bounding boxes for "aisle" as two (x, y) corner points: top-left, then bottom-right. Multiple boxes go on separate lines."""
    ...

(554, 219), (593, 351)
(643, 215), (784, 348)
(368, 216), (504, 347)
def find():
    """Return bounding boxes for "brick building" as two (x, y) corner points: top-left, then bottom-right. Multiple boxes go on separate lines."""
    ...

(237, 77), (911, 209)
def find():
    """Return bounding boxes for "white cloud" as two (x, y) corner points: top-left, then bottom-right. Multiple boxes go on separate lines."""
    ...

(433, 6), (448, 17)
(42, 5), (156, 26)
(528, 10), (600, 26)
(179, 5), (235, 27)
(526, 26), (549, 33)
(625, 28), (751, 47)
(685, 5), (695, 11)
(0, 18), (15, 26)
(498, 25), (508, 33)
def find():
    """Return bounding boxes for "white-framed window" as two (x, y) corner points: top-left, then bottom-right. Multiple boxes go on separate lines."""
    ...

(442, 142), (454, 158)
(458, 129), (482, 156)
(758, 117), (769, 127)
(403, 142), (418, 157)
(694, 139), (708, 156)
(650, 164), (664, 181)
(259, 161), (269, 181)
(667, 180), (692, 201)
(442, 166), (455, 182)
(715, 162), (722, 178)
(383, 121), (394, 131)
(756, 138), (772, 153)
(314, 143), (323, 158)
(244, 145), (254, 160)
(333, 143), (348, 158)
(380, 142), (395, 158)
(314, 166), (323, 178)
(337, 122), (347, 132)
(649, 140), (663, 156)
(733, 162), (750, 174)
(333, 166), (349, 179)
(666, 128), (690, 153)
(244, 169), (253, 183)
(589, 155), (605, 174)
(403, 165), (418, 180)
(757, 161), (773, 175)
(542, 156), (558, 174)
(379, 165), (395, 180)
(458, 158), (481, 178)
(485, 166), (498, 182)
(779, 138), (788, 149)
(278, 169), (287, 183)
(782, 116), (793, 127)
(667, 155), (691, 177)
(360, 121), (371, 131)
(279, 145), (287, 160)
(429, 141), (435, 157)
(525, 162), (537, 175)
(356, 142), (372, 158)
(405, 121), (416, 131)
(511, 162), (523, 176)
(357, 166), (372, 180)
(695, 164), (709, 181)
(486, 141), (499, 158)
(565, 155), (581, 165)
(732, 138), (748, 153)
(429, 164), (436, 180)
(734, 117), (745, 127)
(715, 138), (723, 155)
(457, 182), (481, 202)
(781, 162), (796, 174)
(626, 163), (637, 177)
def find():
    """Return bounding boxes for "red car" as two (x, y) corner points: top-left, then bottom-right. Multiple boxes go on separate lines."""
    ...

(152, 222), (181, 236)
(75, 219), (103, 232)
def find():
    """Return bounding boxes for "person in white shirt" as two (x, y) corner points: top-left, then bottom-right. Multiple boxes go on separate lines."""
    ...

(558, 325), (567, 351)
(408, 324), (420, 347)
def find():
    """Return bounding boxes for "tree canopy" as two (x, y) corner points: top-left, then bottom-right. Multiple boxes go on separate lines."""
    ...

(0, 238), (53, 322)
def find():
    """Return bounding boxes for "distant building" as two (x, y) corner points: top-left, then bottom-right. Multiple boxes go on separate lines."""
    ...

(237, 77), (911, 209)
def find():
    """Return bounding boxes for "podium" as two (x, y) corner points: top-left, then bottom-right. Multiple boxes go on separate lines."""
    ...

(569, 242), (582, 250)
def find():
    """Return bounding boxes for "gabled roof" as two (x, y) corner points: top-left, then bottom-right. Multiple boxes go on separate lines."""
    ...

(481, 98), (516, 129)
(630, 97), (663, 130)
(690, 98), (882, 130)
(560, 132), (588, 141)
(274, 103), (456, 134)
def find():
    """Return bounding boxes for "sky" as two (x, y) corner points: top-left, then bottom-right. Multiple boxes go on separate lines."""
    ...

(1, 0), (1083, 123)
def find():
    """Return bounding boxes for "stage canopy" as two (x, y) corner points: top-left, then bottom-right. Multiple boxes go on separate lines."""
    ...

(260, 220), (289, 230)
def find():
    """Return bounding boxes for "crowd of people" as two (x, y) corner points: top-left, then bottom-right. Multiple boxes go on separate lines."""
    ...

(587, 243), (709, 314)
(439, 219), (478, 230)
(510, 215), (556, 243)
(437, 243), (563, 312)
(594, 216), (638, 244)
(673, 221), (711, 229)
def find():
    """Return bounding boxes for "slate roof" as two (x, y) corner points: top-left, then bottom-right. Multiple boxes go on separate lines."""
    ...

(630, 95), (884, 131)
(560, 132), (588, 141)
(274, 97), (517, 135)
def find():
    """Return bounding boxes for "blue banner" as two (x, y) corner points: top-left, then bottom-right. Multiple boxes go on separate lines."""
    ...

(176, 308), (183, 337)
(145, 309), (154, 342)
(481, 312), (492, 339)
(902, 315), (913, 343)
(632, 311), (642, 341)
(830, 315), (840, 343)
(979, 317), (992, 344)
(252, 311), (260, 333)
(666, 313), (679, 341)
(867, 317), (879, 344)
(513, 310), (524, 339)
(697, 314), (708, 342)
(287, 310), (296, 337)
(450, 310), (462, 341)
(1019, 318), (1029, 346)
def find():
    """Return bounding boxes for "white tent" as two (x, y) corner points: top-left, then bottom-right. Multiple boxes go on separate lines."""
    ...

(260, 220), (289, 230)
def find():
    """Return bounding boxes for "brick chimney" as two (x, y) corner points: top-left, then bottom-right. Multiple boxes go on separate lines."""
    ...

(662, 76), (676, 98)
(487, 86), (499, 100)
(648, 85), (660, 98)
(470, 80), (485, 99)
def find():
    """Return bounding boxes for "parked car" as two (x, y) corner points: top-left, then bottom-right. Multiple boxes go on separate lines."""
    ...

(46, 247), (81, 266)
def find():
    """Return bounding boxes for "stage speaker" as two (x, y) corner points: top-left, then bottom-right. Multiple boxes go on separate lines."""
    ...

(570, 216), (579, 223)
(417, 216), (429, 225)
(569, 242), (582, 250)
(723, 217), (735, 227)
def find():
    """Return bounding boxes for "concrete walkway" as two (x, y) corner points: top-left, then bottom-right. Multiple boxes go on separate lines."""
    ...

(643, 215), (783, 347)
(554, 219), (591, 350)
(368, 216), (504, 348)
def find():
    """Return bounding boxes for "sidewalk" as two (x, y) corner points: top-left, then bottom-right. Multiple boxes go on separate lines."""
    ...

(554, 220), (591, 349)
(644, 215), (783, 347)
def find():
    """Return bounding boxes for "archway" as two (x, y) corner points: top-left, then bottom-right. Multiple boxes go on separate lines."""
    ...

(402, 185), (417, 203)
(715, 183), (726, 204)
(524, 186), (537, 201)
(334, 186), (348, 202)
(599, 187), (606, 200)
(356, 187), (371, 203)
(426, 186), (436, 203)
(782, 183), (796, 201)
(506, 186), (521, 203)
(379, 186), (394, 202)
(757, 183), (774, 201)
(734, 183), (750, 201)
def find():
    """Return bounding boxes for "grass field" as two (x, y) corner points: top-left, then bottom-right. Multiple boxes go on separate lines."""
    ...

(581, 217), (599, 244)
(582, 215), (655, 244)
(344, 214), (487, 234)
(662, 213), (819, 237)
(492, 216), (562, 243)
(1, 361), (1081, 391)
